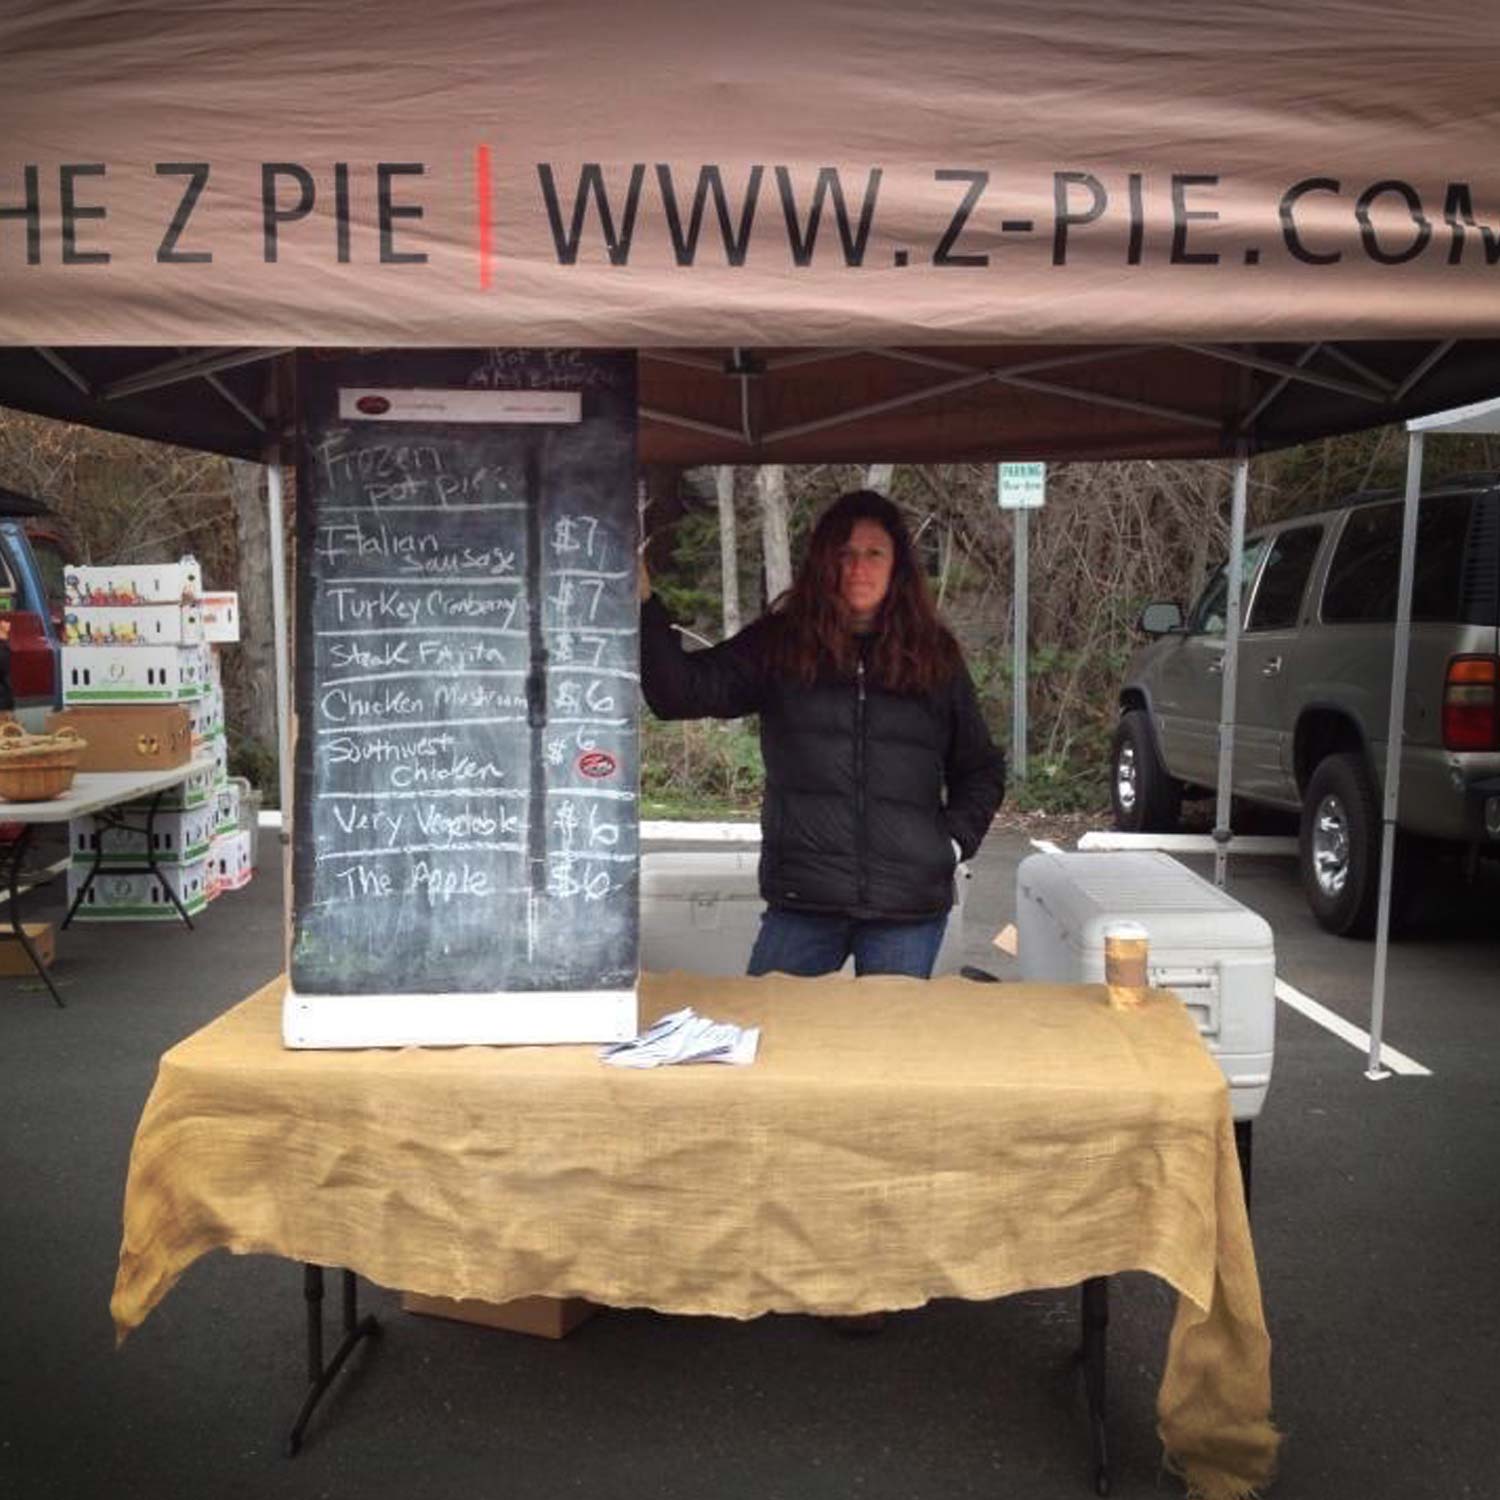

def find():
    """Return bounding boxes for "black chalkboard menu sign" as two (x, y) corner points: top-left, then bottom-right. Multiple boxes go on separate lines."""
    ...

(284, 349), (639, 1048)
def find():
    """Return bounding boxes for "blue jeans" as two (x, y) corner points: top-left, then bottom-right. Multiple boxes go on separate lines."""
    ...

(746, 907), (948, 979)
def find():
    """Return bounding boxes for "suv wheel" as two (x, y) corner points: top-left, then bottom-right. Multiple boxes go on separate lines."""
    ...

(1110, 710), (1182, 833)
(1300, 753), (1383, 937)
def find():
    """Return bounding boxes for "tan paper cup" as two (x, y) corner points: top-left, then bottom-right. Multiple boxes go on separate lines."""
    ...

(1103, 920), (1149, 1009)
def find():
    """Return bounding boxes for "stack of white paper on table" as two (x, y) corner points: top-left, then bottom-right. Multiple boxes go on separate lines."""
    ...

(600, 1008), (760, 1068)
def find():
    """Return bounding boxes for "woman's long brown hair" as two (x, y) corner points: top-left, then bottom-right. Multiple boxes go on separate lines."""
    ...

(770, 490), (961, 695)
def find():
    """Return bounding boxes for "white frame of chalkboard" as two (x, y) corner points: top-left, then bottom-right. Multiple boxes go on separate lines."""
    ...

(282, 986), (638, 1049)
(290, 349), (642, 1049)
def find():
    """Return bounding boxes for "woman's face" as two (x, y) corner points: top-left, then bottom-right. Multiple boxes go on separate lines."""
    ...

(837, 518), (895, 622)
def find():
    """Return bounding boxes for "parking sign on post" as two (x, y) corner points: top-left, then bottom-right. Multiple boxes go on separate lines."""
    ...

(998, 462), (1047, 510)
(998, 463), (1045, 783)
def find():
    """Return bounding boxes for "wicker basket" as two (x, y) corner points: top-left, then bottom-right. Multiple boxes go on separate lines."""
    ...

(0, 722), (87, 803)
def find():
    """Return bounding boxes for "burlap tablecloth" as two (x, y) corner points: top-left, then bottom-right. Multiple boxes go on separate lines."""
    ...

(112, 971), (1277, 1498)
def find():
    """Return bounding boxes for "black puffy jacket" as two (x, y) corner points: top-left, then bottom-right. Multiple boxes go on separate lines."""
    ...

(641, 596), (1006, 920)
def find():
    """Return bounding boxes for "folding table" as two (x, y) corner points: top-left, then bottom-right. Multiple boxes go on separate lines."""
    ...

(2, 758), (214, 1006)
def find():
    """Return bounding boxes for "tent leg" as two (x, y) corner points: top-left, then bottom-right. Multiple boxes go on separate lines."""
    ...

(1367, 431), (1424, 1079)
(267, 449), (294, 847)
(1212, 456), (1250, 889)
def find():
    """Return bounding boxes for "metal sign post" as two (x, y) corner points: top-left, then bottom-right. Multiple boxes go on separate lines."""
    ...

(999, 463), (1046, 784)
(1212, 456), (1250, 890)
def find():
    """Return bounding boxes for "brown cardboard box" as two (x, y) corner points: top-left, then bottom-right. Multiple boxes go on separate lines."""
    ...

(44, 706), (192, 772)
(400, 1292), (597, 1340)
(0, 922), (55, 974)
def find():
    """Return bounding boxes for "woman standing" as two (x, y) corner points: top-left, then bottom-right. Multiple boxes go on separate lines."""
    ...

(641, 489), (1005, 979)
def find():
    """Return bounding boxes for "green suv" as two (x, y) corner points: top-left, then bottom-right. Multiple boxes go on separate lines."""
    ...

(1112, 474), (1500, 935)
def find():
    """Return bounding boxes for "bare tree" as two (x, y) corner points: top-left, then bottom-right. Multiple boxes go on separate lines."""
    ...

(714, 466), (742, 639)
(757, 465), (792, 602)
(864, 463), (894, 493)
(227, 459), (277, 756)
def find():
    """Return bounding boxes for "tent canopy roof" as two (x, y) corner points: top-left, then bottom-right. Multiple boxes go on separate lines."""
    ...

(7, 2), (1500, 461)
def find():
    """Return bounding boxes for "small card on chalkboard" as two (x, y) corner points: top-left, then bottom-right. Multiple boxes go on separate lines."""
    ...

(285, 349), (640, 1049)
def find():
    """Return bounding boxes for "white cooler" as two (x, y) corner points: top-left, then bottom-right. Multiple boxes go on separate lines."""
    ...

(1016, 850), (1275, 1121)
(640, 849), (970, 978)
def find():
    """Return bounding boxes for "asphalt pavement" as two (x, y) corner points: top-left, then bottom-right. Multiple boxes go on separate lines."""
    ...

(1, 825), (1496, 1500)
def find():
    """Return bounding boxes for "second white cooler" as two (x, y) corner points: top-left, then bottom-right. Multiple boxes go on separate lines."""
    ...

(640, 848), (970, 978)
(1016, 849), (1275, 1120)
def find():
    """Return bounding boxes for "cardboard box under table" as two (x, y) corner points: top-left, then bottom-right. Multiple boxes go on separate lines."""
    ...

(111, 972), (1278, 1498)
(0, 921), (54, 974)
(400, 1291), (596, 1339)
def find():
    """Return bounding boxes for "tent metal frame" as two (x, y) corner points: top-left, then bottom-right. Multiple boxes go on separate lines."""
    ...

(24, 337), (1461, 452)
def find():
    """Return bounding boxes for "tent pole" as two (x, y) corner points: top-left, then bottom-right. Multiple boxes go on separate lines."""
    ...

(267, 449), (294, 845)
(1367, 430), (1424, 1079)
(1212, 454), (1250, 888)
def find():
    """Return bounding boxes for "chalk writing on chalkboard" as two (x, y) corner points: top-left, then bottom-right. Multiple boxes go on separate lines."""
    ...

(285, 349), (639, 1049)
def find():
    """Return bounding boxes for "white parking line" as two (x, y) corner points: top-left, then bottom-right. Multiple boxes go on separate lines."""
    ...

(1077, 830), (1299, 857)
(1029, 839), (1063, 854)
(1275, 977), (1432, 1077)
(642, 821), (760, 841)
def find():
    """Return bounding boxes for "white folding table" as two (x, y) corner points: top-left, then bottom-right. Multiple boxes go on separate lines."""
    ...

(2, 758), (214, 1006)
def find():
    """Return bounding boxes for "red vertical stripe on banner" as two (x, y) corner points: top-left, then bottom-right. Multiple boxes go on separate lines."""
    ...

(476, 144), (493, 289)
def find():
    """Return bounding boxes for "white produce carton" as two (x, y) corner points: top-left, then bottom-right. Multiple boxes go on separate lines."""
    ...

(187, 692), (223, 744)
(62, 603), (205, 647)
(200, 592), (240, 643)
(69, 806), (217, 867)
(156, 760), (217, 811)
(179, 643), (218, 687)
(64, 556), (202, 607)
(67, 857), (210, 921)
(62, 644), (205, 704)
(214, 780), (241, 836)
(207, 830), (253, 896)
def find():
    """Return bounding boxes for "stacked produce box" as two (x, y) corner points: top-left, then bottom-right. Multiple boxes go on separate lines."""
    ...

(49, 558), (252, 920)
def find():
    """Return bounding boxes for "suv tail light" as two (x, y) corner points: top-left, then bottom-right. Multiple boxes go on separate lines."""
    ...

(1442, 656), (1500, 750)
